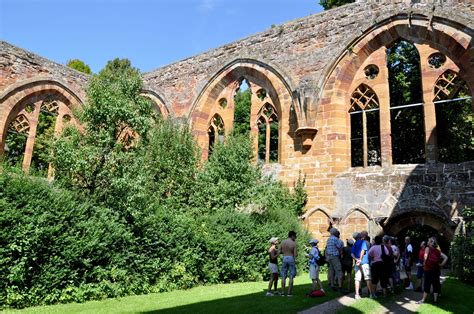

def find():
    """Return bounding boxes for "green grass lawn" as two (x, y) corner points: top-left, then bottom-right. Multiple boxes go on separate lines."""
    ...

(3, 273), (340, 314)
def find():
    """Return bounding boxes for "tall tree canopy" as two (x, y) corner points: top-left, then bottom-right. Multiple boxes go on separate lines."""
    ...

(66, 59), (92, 74)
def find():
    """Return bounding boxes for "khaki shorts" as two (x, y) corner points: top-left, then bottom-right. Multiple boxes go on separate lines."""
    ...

(269, 262), (278, 274)
(309, 264), (320, 280)
(354, 263), (371, 281)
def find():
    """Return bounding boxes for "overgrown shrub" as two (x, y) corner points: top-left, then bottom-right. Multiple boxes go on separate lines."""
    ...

(0, 60), (308, 309)
(451, 206), (474, 284)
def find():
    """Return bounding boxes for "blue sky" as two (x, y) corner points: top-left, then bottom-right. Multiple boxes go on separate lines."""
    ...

(0, 0), (323, 73)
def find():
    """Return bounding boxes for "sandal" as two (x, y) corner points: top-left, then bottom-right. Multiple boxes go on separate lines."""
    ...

(415, 300), (424, 304)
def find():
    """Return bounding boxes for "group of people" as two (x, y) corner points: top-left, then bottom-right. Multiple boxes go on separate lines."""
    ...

(266, 229), (448, 304)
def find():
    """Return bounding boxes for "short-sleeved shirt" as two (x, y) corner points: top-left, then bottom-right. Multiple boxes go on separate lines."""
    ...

(309, 247), (320, 265)
(368, 244), (389, 263)
(352, 239), (370, 265)
(326, 235), (343, 256)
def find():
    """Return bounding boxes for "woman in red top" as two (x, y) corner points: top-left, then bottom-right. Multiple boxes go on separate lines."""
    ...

(417, 237), (448, 304)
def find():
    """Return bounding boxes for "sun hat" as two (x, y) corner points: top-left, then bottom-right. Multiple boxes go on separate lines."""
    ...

(269, 237), (279, 244)
(309, 239), (319, 245)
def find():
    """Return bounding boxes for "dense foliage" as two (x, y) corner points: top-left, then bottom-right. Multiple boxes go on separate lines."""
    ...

(451, 206), (474, 284)
(0, 60), (308, 309)
(387, 40), (425, 164)
(66, 59), (92, 74)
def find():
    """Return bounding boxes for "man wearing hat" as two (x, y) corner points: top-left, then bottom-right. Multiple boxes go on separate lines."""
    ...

(266, 237), (280, 296)
(308, 239), (324, 292)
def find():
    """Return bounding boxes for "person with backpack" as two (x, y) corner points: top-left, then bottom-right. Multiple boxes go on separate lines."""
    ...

(417, 237), (448, 304)
(368, 235), (390, 297)
(307, 239), (325, 294)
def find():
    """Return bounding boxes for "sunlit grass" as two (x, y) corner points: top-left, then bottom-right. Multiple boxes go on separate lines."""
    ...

(3, 273), (340, 314)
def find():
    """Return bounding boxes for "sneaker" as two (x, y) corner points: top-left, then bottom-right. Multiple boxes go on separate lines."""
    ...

(370, 294), (378, 299)
(273, 291), (281, 295)
(406, 284), (414, 290)
(287, 294), (293, 297)
(266, 292), (273, 296)
(355, 294), (361, 300)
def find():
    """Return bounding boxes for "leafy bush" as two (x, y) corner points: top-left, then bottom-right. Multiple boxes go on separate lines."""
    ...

(0, 60), (308, 309)
(451, 206), (474, 284)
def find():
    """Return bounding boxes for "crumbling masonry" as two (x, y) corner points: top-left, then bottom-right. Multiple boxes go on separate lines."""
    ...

(1, 0), (473, 244)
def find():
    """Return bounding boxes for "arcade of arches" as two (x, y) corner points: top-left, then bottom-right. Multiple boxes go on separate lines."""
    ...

(1, 0), (473, 245)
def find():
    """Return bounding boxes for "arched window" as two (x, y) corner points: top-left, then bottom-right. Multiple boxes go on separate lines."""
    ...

(433, 70), (473, 162)
(349, 84), (381, 167)
(208, 114), (224, 155)
(5, 114), (30, 167)
(387, 40), (425, 164)
(257, 103), (279, 163)
(30, 98), (60, 175)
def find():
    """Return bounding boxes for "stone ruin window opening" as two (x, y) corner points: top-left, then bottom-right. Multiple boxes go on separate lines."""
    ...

(30, 98), (60, 176)
(5, 114), (30, 167)
(256, 88), (267, 101)
(387, 40), (425, 164)
(207, 114), (225, 155)
(257, 103), (279, 164)
(233, 78), (252, 136)
(428, 53), (446, 69)
(364, 64), (379, 80)
(433, 70), (473, 163)
(349, 84), (381, 167)
(218, 98), (227, 109)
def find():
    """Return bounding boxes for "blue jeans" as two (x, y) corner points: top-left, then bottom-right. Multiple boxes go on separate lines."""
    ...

(281, 256), (296, 279)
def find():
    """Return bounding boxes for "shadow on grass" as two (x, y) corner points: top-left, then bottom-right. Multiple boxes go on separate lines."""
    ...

(140, 281), (341, 314)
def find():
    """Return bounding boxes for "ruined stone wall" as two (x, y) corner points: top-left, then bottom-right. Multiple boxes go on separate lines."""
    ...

(334, 162), (474, 239)
(0, 41), (88, 101)
(0, 0), (473, 244)
(144, 1), (473, 118)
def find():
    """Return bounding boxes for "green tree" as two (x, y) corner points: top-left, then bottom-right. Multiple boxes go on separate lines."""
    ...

(387, 40), (425, 164)
(233, 90), (252, 136)
(66, 59), (92, 74)
(52, 58), (154, 199)
(319, 0), (355, 10)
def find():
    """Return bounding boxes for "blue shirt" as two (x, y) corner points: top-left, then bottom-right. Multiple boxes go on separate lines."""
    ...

(352, 239), (369, 265)
(326, 235), (343, 256)
(309, 247), (320, 265)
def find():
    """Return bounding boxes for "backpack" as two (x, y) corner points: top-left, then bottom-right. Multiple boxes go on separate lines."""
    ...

(316, 252), (326, 266)
(381, 245), (391, 264)
(309, 289), (326, 297)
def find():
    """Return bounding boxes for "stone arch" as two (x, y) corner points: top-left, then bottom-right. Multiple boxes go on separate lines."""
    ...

(302, 207), (332, 246)
(316, 13), (474, 167)
(383, 211), (455, 242)
(340, 207), (371, 242)
(140, 88), (172, 118)
(0, 78), (83, 169)
(318, 14), (474, 105)
(189, 59), (294, 159)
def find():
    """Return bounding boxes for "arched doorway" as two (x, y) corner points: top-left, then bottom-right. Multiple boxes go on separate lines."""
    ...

(383, 212), (454, 255)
